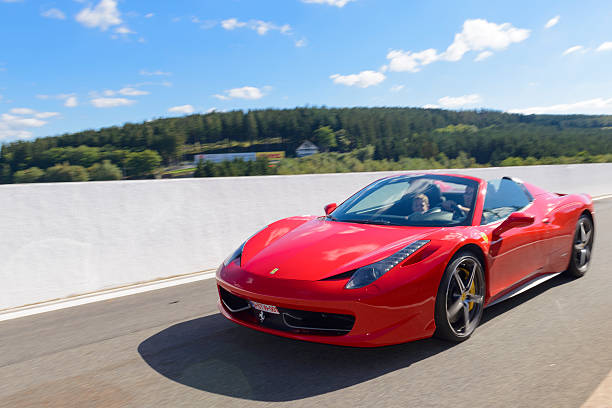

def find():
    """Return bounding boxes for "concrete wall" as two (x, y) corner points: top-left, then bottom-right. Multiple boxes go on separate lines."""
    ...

(1, 163), (611, 310)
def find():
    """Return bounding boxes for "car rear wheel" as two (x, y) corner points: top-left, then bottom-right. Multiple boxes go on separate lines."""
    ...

(564, 214), (594, 278)
(434, 251), (485, 342)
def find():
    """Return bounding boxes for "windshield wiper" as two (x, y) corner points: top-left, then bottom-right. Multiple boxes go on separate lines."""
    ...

(340, 218), (392, 225)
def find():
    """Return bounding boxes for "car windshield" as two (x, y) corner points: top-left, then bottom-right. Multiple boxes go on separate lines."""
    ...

(329, 175), (479, 227)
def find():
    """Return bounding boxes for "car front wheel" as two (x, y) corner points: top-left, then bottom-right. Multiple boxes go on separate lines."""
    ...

(434, 251), (486, 342)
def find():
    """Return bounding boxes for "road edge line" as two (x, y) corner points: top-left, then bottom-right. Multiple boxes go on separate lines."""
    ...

(581, 369), (612, 408)
(0, 269), (216, 322)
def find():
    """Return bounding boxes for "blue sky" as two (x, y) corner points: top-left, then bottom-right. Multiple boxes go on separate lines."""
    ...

(1, 0), (612, 142)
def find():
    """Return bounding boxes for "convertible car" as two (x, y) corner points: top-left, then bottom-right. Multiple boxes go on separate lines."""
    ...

(216, 174), (594, 346)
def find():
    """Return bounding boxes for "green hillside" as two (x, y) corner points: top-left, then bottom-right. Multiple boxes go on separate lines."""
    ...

(2, 107), (612, 183)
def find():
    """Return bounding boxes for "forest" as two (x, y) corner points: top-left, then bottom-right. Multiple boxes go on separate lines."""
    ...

(1, 107), (611, 183)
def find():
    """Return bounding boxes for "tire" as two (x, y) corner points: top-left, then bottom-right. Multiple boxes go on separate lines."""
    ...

(564, 214), (594, 278)
(434, 250), (486, 342)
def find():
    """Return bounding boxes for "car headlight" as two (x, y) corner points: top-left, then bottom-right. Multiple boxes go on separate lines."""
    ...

(222, 226), (269, 268)
(223, 242), (246, 267)
(345, 240), (430, 289)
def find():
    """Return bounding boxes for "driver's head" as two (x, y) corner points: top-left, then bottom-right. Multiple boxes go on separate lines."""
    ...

(412, 194), (430, 214)
(464, 185), (475, 207)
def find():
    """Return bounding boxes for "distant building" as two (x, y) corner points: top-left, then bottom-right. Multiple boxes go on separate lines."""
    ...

(193, 151), (285, 165)
(296, 140), (319, 157)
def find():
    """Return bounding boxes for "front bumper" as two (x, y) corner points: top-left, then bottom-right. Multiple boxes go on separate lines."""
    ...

(216, 258), (444, 347)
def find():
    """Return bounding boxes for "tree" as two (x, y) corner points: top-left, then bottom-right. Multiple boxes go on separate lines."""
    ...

(0, 163), (12, 184)
(44, 163), (89, 182)
(193, 160), (206, 178)
(334, 129), (352, 152)
(125, 150), (162, 177)
(88, 160), (122, 181)
(313, 126), (337, 151)
(13, 167), (44, 183)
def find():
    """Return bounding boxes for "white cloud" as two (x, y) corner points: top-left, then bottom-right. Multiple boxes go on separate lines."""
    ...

(0, 110), (59, 141)
(509, 98), (612, 115)
(442, 19), (530, 61)
(35, 112), (60, 119)
(562, 45), (584, 56)
(64, 96), (78, 107)
(114, 26), (134, 35)
(10, 108), (36, 115)
(76, 0), (122, 31)
(386, 49), (439, 73)
(118, 87), (149, 96)
(221, 18), (291, 36)
(90, 85), (151, 99)
(214, 86), (265, 100)
(168, 104), (195, 114)
(330, 70), (386, 88)
(474, 50), (493, 61)
(301, 0), (354, 7)
(596, 42), (612, 52)
(36, 93), (77, 107)
(390, 84), (405, 92)
(221, 18), (247, 30)
(295, 38), (307, 47)
(545, 15), (560, 29)
(252, 20), (274, 35)
(41, 8), (66, 20)
(387, 19), (529, 73)
(426, 94), (481, 109)
(144, 13), (154, 18)
(139, 69), (171, 76)
(91, 97), (135, 108)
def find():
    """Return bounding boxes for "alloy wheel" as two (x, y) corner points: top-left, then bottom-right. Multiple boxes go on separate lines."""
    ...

(445, 256), (485, 338)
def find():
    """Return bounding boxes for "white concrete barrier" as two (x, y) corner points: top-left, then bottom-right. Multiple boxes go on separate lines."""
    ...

(1, 163), (611, 310)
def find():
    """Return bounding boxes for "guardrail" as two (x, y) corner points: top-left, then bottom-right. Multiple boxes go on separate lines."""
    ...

(1, 163), (611, 311)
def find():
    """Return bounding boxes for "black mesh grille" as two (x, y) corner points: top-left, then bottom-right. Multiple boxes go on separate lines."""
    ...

(219, 286), (250, 312)
(218, 285), (355, 336)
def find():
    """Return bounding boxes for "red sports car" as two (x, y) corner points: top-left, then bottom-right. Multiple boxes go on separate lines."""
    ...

(216, 174), (594, 346)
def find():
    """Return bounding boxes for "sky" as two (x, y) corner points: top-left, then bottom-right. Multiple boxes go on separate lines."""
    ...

(1, 0), (612, 142)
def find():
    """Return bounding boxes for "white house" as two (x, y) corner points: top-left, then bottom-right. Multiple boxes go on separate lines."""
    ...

(296, 140), (319, 157)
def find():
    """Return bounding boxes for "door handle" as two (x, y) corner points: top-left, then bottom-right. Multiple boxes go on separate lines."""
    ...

(542, 217), (550, 224)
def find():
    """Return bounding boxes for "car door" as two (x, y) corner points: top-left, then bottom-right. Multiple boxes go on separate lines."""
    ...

(481, 178), (548, 297)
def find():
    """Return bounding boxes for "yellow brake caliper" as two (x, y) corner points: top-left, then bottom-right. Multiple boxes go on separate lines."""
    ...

(458, 267), (476, 311)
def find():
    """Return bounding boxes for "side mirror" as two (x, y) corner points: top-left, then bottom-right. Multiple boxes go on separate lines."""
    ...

(493, 212), (534, 238)
(324, 203), (337, 215)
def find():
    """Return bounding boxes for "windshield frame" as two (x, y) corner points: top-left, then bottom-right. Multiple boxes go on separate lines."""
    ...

(329, 174), (481, 228)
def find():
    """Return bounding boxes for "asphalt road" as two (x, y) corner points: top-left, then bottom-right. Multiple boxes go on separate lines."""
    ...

(1, 198), (611, 408)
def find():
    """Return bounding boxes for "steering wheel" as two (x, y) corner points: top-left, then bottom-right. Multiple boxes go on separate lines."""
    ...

(450, 202), (467, 220)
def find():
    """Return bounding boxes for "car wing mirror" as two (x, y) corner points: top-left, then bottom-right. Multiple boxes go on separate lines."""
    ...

(493, 212), (535, 238)
(324, 203), (337, 215)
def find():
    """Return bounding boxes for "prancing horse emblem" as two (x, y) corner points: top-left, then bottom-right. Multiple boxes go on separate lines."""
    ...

(258, 311), (266, 323)
(269, 267), (279, 275)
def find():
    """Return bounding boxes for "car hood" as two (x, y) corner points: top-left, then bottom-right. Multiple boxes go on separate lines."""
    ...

(241, 217), (441, 281)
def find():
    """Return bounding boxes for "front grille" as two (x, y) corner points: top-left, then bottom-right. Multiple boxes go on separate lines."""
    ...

(219, 286), (250, 312)
(218, 285), (355, 336)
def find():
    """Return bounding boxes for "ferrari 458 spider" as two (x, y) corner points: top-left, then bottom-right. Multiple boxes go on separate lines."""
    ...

(216, 174), (594, 346)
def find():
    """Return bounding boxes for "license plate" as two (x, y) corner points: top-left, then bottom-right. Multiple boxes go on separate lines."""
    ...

(250, 301), (280, 314)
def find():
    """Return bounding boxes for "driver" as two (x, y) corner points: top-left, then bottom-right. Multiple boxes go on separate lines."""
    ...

(442, 185), (475, 215)
(411, 194), (430, 214)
